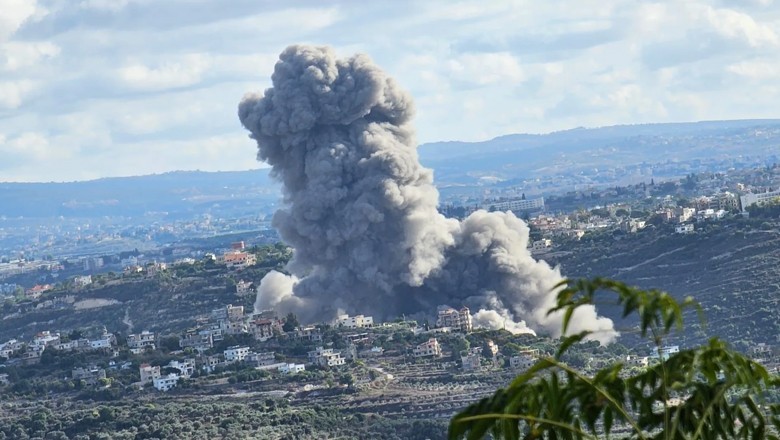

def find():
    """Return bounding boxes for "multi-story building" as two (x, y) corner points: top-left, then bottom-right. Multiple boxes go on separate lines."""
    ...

(224, 346), (250, 363)
(510, 349), (539, 370)
(740, 189), (780, 211)
(33, 331), (61, 347)
(436, 307), (473, 333)
(709, 192), (739, 212)
(72, 366), (107, 385)
(308, 346), (346, 367)
(483, 197), (545, 213)
(336, 314), (374, 329)
(222, 252), (257, 270)
(166, 359), (195, 378)
(413, 338), (442, 358)
(247, 351), (276, 367)
(179, 329), (213, 352)
(249, 318), (279, 341)
(278, 363), (306, 375)
(235, 280), (254, 295)
(127, 330), (156, 354)
(73, 275), (92, 288)
(153, 374), (179, 392)
(139, 363), (161, 384)
(461, 354), (481, 371)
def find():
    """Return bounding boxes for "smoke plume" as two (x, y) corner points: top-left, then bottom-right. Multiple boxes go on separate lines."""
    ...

(239, 45), (617, 343)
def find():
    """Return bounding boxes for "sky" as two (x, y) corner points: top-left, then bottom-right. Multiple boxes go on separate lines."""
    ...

(1, 0), (779, 182)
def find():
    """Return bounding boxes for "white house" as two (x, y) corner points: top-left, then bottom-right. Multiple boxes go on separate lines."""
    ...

(127, 330), (156, 354)
(336, 314), (374, 329)
(224, 346), (250, 363)
(675, 224), (694, 234)
(73, 275), (92, 288)
(278, 363), (305, 375)
(166, 359), (195, 378)
(308, 347), (346, 367)
(153, 374), (179, 392)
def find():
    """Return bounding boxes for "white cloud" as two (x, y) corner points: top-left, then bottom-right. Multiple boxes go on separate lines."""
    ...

(0, 79), (36, 108)
(118, 53), (211, 91)
(0, 40), (59, 71)
(1, 0), (780, 181)
(448, 52), (525, 85)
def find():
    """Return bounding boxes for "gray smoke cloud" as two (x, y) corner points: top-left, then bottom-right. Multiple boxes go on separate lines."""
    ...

(239, 45), (617, 343)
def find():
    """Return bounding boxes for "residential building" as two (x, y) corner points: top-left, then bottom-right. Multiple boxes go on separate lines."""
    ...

(33, 331), (61, 347)
(293, 326), (323, 342)
(740, 189), (780, 211)
(153, 374), (179, 392)
(336, 314), (374, 329)
(650, 345), (680, 361)
(235, 280), (254, 295)
(436, 307), (473, 333)
(709, 192), (739, 212)
(510, 349), (539, 370)
(146, 262), (167, 276)
(166, 359), (195, 378)
(675, 224), (695, 234)
(212, 304), (244, 323)
(73, 275), (92, 288)
(249, 318), (279, 341)
(308, 346), (346, 367)
(531, 239), (553, 252)
(139, 364), (161, 385)
(484, 197), (545, 213)
(413, 338), (442, 358)
(127, 330), (156, 354)
(461, 354), (481, 371)
(179, 329), (213, 352)
(278, 363), (306, 375)
(224, 346), (250, 363)
(72, 366), (106, 385)
(202, 354), (224, 373)
(223, 251), (257, 269)
(247, 351), (276, 367)
(0, 373), (9, 385)
(626, 355), (649, 368)
(26, 284), (51, 299)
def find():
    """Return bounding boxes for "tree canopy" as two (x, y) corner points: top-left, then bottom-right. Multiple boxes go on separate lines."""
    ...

(450, 278), (780, 439)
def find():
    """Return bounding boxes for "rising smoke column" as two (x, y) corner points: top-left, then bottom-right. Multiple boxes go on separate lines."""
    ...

(239, 45), (617, 343)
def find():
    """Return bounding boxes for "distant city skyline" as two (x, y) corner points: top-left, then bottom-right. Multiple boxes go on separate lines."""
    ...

(2, 0), (780, 182)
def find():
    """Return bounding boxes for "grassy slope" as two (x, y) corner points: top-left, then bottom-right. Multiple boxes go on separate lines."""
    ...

(548, 219), (780, 349)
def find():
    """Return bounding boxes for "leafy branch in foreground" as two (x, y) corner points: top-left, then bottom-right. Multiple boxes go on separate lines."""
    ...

(449, 277), (780, 440)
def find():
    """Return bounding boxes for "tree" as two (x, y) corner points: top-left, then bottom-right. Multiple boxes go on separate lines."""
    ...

(283, 313), (300, 332)
(449, 278), (780, 439)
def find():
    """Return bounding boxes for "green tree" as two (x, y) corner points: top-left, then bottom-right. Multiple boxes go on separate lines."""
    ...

(283, 312), (300, 332)
(450, 278), (780, 439)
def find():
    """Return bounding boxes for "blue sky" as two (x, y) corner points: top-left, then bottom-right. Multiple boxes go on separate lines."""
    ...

(1, 0), (779, 182)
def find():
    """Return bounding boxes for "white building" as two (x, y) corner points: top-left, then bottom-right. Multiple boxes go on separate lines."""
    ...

(308, 347), (346, 367)
(336, 314), (374, 329)
(235, 280), (254, 295)
(510, 349), (539, 370)
(153, 374), (179, 392)
(278, 363), (306, 375)
(484, 197), (545, 212)
(73, 275), (92, 288)
(139, 364), (161, 385)
(166, 359), (196, 378)
(675, 224), (694, 234)
(413, 338), (442, 358)
(33, 331), (60, 347)
(650, 345), (680, 361)
(531, 239), (553, 252)
(740, 189), (780, 211)
(224, 346), (250, 363)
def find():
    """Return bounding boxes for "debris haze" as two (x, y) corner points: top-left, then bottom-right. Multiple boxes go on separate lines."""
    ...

(239, 45), (617, 343)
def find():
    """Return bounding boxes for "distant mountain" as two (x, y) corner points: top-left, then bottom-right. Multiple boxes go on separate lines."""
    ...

(0, 170), (278, 218)
(418, 119), (780, 183)
(3, 120), (780, 218)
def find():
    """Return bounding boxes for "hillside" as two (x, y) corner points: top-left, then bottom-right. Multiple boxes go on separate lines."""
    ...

(547, 218), (780, 349)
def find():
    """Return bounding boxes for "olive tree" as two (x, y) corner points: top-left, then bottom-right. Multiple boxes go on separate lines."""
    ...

(450, 278), (780, 439)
